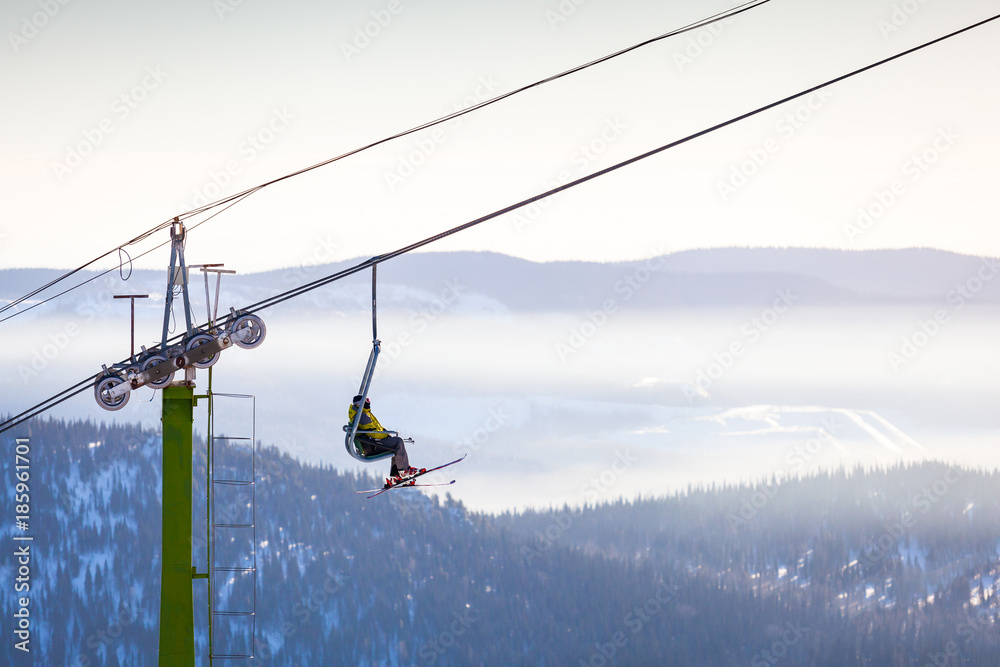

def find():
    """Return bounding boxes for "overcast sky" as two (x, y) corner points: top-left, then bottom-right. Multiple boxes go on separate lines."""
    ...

(3, 0), (999, 273)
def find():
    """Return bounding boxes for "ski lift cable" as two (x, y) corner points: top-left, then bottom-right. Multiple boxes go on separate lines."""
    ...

(0, 0), (770, 324)
(2, 381), (94, 433)
(173, 0), (770, 220)
(243, 10), (1000, 316)
(0, 220), (173, 318)
(2, 10), (998, 437)
(0, 192), (255, 326)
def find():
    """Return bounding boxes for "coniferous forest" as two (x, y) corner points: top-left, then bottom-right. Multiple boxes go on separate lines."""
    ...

(1, 418), (998, 666)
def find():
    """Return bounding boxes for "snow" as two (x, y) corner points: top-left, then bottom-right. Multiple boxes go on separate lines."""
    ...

(899, 540), (928, 570)
(71, 549), (115, 599)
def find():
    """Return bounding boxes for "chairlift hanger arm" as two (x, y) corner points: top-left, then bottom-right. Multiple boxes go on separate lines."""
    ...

(344, 263), (397, 462)
(371, 259), (379, 343)
(343, 341), (380, 458)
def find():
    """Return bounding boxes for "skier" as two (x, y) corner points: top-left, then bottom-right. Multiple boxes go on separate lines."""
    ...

(348, 395), (420, 486)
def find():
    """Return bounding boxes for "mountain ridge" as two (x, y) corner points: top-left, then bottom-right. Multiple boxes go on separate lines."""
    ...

(4, 247), (999, 319)
(3, 418), (1000, 665)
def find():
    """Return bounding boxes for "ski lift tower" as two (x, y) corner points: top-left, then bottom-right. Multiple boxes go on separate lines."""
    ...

(93, 219), (265, 665)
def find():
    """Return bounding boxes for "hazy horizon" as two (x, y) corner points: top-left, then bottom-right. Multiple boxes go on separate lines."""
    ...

(4, 248), (1000, 513)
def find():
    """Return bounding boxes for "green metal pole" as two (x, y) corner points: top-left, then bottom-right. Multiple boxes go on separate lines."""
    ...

(206, 367), (214, 665)
(159, 385), (195, 666)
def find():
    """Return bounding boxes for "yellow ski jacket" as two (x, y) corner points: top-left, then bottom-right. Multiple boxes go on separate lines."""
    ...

(348, 404), (388, 440)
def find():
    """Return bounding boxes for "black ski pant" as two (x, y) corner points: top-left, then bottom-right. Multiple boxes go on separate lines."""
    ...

(359, 435), (409, 473)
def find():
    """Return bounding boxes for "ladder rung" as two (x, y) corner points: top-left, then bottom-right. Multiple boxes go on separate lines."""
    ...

(213, 567), (254, 573)
(212, 522), (255, 528)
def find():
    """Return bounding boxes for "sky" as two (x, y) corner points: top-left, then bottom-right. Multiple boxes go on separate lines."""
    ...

(2, 0), (999, 274)
(2, 0), (1000, 513)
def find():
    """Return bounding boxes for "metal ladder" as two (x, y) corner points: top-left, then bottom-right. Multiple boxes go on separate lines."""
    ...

(208, 392), (257, 661)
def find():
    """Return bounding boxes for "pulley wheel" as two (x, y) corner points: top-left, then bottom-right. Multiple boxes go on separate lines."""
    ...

(94, 375), (129, 411)
(141, 354), (174, 389)
(186, 334), (219, 369)
(231, 314), (266, 349)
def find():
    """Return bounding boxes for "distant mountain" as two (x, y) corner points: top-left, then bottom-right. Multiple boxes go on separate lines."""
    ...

(3, 248), (999, 322)
(661, 247), (1000, 301)
(3, 419), (999, 666)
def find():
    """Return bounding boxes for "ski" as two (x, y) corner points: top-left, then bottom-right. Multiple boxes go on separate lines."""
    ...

(354, 480), (456, 494)
(408, 481), (456, 488)
(356, 454), (467, 499)
(355, 480), (456, 498)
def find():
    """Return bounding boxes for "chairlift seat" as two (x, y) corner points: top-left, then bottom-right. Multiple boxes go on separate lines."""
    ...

(342, 424), (397, 462)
